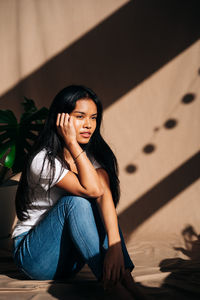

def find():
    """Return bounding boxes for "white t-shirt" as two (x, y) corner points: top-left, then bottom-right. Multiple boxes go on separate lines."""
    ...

(12, 150), (101, 238)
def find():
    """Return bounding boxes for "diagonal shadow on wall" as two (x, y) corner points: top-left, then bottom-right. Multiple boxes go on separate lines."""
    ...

(0, 0), (199, 249)
(118, 151), (200, 241)
(0, 0), (199, 114)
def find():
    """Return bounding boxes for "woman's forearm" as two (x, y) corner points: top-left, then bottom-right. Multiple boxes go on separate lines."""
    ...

(96, 169), (121, 246)
(97, 192), (121, 246)
(68, 141), (103, 197)
(57, 113), (103, 197)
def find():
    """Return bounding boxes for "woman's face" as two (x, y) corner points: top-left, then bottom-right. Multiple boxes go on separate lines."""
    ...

(70, 99), (97, 144)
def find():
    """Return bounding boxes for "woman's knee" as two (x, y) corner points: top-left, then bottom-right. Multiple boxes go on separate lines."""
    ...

(58, 195), (92, 212)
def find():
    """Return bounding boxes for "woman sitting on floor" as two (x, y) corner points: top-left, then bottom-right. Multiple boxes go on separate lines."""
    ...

(12, 85), (145, 299)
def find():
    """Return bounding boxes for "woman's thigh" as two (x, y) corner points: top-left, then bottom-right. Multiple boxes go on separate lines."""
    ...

(13, 195), (134, 280)
(13, 196), (89, 280)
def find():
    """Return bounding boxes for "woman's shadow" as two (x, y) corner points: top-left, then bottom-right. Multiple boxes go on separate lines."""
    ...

(159, 225), (200, 299)
(131, 225), (200, 300)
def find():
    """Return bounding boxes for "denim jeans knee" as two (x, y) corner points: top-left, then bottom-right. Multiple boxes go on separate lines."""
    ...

(59, 195), (91, 208)
(13, 195), (134, 280)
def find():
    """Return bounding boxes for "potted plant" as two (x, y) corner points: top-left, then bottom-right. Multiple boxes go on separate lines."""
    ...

(0, 98), (48, 249)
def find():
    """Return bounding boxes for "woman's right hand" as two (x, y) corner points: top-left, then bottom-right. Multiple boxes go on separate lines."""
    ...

(56, 113), (77, 147)
(103, 242), (125, 289)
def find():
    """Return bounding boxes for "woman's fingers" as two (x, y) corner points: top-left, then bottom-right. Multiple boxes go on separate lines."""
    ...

(56, 113), (69, 137)
(103, 265), (122, 288)
(104, 265), (125, 288)
(64, 113), (69, 126)
(56, 113), (77, 146)
(60, 113), (66, 127)
(103, 264), (111, 289)
(68, 115), (74, 127)
(111, 267), (121, 285)
(103, 264), (110, 281)
(120, 265), (125, 280)
(56, 113), (69, 128)
(56, 113), (61, 127)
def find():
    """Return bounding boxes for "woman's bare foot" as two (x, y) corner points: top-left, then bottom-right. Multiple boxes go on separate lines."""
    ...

(121, 269), (147, 300)
(103, 281), (135, 300)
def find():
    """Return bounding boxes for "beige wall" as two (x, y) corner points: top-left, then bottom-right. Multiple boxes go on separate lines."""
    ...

(0, 0), (200, 242)
(107, 41), (200, 241)
(0, 0), (128, 99)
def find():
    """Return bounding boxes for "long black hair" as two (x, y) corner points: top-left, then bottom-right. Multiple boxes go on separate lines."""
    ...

(16, 85), (120, 221)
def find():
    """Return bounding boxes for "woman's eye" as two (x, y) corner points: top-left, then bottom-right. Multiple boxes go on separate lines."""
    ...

(76, 115), (83, 119)
(91, 116), (97, 120)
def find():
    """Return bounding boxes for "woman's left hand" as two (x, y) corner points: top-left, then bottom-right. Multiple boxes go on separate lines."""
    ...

(103, 241), (125, 289)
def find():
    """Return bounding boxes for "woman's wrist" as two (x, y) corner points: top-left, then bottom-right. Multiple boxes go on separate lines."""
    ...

(108, 233), (121, 247)
(64, 142), (84, 165)
(66, 140), (82, 155)
(65, 139), (78, 148)
(73, 149), (85, 163)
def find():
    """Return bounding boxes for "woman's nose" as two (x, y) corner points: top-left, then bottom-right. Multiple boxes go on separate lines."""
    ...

(83, 118), (91, 128)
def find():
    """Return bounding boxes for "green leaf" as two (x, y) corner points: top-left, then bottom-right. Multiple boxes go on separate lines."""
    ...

(25, 131), (38, 141)
(0, 125), (15, 131)
(0, 97), (49, 178)
(4, 145), (15, 168)
(0, 110), (17, 124)
(22, 97), (37, 113)
(0, 140), (13, 160)
(28, 123), (46, 131)
(0, 132), (10, 143)
(20, 107), (48, 124)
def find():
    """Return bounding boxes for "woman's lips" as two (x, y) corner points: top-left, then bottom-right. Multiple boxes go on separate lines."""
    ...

(80, 132), (91, 138)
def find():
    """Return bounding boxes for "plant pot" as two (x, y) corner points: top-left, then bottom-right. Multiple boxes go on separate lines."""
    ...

(0, 180), (18, 250)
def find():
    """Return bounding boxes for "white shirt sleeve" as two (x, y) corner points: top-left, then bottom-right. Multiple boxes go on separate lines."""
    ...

(30, 150), (69, 191)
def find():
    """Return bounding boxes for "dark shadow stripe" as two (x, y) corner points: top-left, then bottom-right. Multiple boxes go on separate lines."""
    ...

(119, 151), (200, 240)
(0, 0), (199, 113)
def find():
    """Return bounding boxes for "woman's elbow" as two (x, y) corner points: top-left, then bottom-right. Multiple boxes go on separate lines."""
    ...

(89, 186), (104, 198)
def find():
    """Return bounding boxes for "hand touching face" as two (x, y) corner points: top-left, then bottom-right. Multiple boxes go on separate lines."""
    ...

(56, 113), (77, 147)
(57, 99), (97, 145)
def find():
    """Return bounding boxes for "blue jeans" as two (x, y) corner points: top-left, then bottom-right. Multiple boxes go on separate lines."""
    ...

(12, 196), (134, 280)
